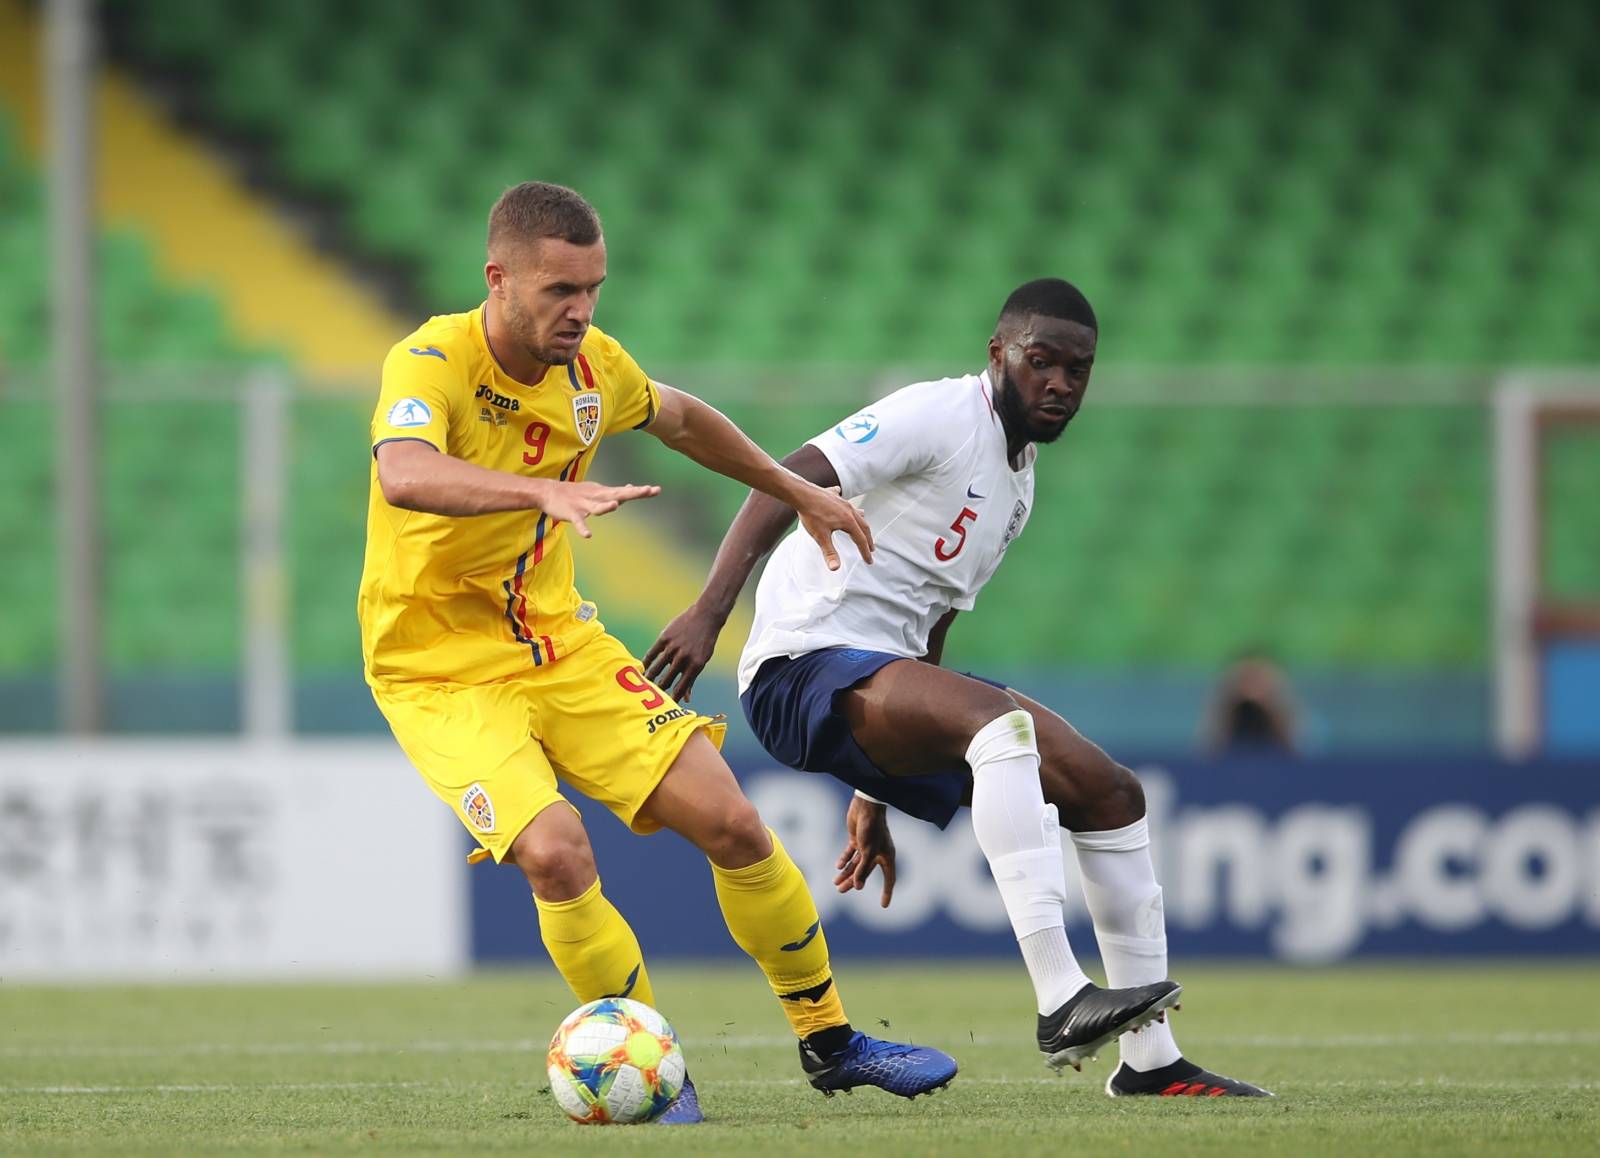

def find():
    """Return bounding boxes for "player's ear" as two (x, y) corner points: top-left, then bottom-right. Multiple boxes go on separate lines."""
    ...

(485, 260), (506, 295)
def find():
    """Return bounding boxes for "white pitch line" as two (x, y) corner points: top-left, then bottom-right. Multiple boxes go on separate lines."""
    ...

(1316, 1079), (1600, 1091)
(0, 1038), (549, 1060)
(2, 1029), (1598, 1061)
(4, 1077), (1599, 1096)
(0, 1081), (431, 1096)
(1202, 1030), (1600, 1049)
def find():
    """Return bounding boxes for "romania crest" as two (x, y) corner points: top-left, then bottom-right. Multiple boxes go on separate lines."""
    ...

(460, 782), (495, 832)
(572, 391), (602, 446)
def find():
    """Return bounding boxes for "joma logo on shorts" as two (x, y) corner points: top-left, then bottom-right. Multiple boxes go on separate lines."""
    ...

(645, 707), (691, 735)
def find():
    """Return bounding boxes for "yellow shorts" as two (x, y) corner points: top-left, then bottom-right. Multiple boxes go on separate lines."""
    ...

(372, 631), (723, 863)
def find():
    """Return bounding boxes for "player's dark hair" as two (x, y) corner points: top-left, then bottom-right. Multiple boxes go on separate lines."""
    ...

(997, 278), (1097, 333)
(487, 181), (603, 254)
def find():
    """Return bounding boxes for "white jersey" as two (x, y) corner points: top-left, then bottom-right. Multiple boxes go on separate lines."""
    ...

(738, 371), (1035, 692)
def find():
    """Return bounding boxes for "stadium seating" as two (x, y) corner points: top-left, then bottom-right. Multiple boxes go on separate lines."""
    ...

(2, 1), (1596, 684)
(0, 123), (260, 369)
(0, 111), (261, 673)
(100, 0), (1600, 370)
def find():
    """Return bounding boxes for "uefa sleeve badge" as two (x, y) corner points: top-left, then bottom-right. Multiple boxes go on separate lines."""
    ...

(834, 412), (879, 443)
(387, 398), (434, 429)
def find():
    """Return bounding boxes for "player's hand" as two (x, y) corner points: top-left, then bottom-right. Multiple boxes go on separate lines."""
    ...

(540, 479), (660, 538)
(642, 602), (725, 703)
(794, 484), (873, 571)
(834, 795), (896, 908)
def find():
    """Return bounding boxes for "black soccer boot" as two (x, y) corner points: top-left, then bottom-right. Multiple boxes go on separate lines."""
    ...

(1106, 1056), (1274, 1097)
(1037, 980), (1182, 1071)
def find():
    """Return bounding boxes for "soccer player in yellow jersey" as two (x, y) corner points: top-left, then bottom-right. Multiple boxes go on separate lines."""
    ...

(358, 183), (957, 1121)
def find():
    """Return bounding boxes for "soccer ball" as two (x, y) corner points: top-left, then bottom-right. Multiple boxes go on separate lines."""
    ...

(546, 997), (686, 1125)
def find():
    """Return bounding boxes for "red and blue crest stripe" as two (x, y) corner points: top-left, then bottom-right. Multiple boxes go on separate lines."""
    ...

(567, 353), (596, 392)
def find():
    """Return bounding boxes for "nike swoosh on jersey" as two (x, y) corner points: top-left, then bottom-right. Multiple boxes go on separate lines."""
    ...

(408, 345), (447, 360)
(966, 485), (986, 499)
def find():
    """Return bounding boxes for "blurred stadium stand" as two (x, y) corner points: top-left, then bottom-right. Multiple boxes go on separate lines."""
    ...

(0, 117), (253, 366)
(98, 0), (1600, 368)
(1, 0), (1596, 747)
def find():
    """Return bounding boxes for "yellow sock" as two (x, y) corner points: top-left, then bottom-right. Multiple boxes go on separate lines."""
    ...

(534, 878), (656, 1008)
(711, 829), (849, 1040)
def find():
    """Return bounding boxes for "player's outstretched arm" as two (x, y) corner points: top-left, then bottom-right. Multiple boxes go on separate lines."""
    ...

(643, 438), (846, 701)
(375, 440), (658, 536)
(644, 382), (873, 564)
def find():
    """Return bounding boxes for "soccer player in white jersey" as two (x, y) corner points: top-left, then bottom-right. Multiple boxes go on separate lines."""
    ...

(647, 279), (1271, 1097)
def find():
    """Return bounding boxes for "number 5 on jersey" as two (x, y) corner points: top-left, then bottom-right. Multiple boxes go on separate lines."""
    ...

(935, 507), (978, 561)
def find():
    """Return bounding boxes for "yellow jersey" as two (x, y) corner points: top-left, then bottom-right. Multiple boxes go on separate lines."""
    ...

(358, 306), (660, 685)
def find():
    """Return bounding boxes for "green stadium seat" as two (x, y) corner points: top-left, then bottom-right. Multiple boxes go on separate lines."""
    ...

(112, 0), (233, 70)
(352, 167), (443, 261)
(7, 2), (1599, 681)
(278, 103), (383, 199)
(209, 40), (307, 139)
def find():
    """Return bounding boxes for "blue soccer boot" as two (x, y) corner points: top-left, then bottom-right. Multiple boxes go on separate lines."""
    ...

(799, 1032), (958, 1098)
(656, 1075), (704, 1124)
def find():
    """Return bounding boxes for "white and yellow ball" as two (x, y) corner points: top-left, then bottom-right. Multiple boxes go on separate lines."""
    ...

(546, 997), (686, 1124)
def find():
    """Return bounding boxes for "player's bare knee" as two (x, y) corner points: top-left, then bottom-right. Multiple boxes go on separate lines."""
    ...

(511, 825), (596, 900)
(963, 686), (1025, 746)
(518, 846), (597, 900)
(702, 799), (772, 869)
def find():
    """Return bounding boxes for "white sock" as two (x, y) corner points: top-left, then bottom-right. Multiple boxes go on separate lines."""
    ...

(1017, 926), (1089, 1016)
(968, 710), (1090, 1014)
(1072, 817), (1182, 1071)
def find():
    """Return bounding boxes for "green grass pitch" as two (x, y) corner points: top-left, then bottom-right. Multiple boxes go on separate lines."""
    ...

(2, 962), (1597, 1155)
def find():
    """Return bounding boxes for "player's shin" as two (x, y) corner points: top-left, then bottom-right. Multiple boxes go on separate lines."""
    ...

(534, 878), (657, 1008)
(709, 829), (852, 1055)
(1071, 818), (1182, 1071)
(968, 711), (1091, 1014)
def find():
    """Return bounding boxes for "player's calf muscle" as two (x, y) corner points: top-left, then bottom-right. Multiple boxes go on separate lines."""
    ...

(1040, 749), (1144, 830)
(1103, 762), (1146, 824)
(1006, 691), (1144, 829)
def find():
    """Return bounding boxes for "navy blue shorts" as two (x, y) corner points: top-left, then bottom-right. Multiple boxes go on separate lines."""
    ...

(740, 647), (1007, 829)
